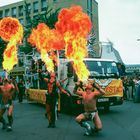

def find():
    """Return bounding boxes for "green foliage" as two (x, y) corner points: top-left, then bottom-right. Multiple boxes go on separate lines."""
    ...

(23, 1), (60, 54)
(19, 44), (33, 54)
(0, 38), (6, 66)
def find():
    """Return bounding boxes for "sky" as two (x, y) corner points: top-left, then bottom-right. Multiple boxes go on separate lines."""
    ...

(96, 0), (140, 64)
(0, 0), (140, 64)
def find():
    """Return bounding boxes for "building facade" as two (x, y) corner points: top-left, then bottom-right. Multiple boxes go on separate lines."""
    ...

(0, 0), (99, 56)
(125, 64), (140, 75)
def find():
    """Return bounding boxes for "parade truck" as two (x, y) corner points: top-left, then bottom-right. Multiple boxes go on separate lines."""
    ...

(25, 57), (123, 113)
(58, 58), (123, 113)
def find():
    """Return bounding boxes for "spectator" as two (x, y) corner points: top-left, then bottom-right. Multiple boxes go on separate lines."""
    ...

(25, 80), (32, 97)
(17, 79), (25, 103)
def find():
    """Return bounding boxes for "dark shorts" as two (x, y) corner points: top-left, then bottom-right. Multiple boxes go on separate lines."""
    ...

(45, 94), (56, 104)
(0, 100), (12, 110)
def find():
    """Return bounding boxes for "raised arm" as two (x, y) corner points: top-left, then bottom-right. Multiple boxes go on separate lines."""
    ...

(73, 84), (84, 96)
(92, 83), (105, 96)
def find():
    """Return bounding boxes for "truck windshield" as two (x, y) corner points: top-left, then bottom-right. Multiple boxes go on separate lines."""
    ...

(84, 60), (119, 78)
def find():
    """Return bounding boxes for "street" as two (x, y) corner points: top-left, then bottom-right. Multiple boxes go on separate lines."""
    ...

(0, 100), (140, 140)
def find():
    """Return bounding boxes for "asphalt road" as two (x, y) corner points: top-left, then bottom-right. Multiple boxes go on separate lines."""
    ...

(0, 100), (140, 140)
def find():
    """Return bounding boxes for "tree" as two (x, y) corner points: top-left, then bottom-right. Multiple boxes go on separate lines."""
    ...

(0, 38), (6, 67)
(21, 1), (60, 54)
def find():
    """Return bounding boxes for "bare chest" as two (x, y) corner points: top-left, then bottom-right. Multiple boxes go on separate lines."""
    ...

(83, 93), (96, 103)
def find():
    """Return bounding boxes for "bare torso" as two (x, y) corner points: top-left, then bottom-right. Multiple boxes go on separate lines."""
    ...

(0, 84), (15, 104)
(82, 92), (97, 112)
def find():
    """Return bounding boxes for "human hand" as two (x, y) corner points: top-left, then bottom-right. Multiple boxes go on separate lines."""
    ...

(66, 92), (70, 96)
(92, 82), (100, 90)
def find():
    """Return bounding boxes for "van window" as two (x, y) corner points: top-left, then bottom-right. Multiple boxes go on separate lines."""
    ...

(84, 60), (119, 77)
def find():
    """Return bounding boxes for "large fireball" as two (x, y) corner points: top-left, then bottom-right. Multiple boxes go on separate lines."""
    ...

(28, 23), (65, 72)
(55, 5), (92, 81)
(0, 17), (23, 71)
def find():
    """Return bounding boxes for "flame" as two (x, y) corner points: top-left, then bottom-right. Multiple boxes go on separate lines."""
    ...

(28, 23), (64, 72)
(55, 5), (92, 81)
(0, 17), (23, 71)
(49, 51), (59, 66)
(40, 50), (55, 72)
(3, 42), (18, 71)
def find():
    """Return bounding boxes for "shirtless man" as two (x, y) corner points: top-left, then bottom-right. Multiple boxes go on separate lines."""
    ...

(74, 82), (105, 136)
(44, 72), (70, 128)
(0, 78), (15, 131)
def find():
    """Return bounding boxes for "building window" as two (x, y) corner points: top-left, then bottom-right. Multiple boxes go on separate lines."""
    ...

(41, 0), (47, 11)
(26, 17), (31, 25)
(33, 15), (39, 20)
(19, 18), (24, 25)
(11, 7), (17, 17)
(27, 3), (31, 14)
(0, 10), (3, 18)
(33, 1), (39, 13)
(5, 9), (10, 17)
(18, 5), (23, 16)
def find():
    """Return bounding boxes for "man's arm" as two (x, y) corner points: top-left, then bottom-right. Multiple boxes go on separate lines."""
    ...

(15, 82), (19, 93)
(56, 81), (70, 96)
(92, 83), (105, 96)
(73, 84), (84, 96)
(44, 78), (48, 82)
(9, 84), (16, 97)
(60, 78), (68, 83)
(0, 86), (2, 94)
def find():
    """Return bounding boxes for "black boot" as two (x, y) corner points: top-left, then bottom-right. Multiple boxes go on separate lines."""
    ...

(7, 115), (13, 131)
(47, 122), (56, 128)
(45, 113), (47, 118)
(51, 122), (56, 128)
(47, 123), (52, 128)
(91, 127), (100, 134)
(0, 117), (7, 130)
(79, 121), (92, 136)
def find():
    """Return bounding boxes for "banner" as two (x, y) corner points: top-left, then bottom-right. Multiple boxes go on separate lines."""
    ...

(27, 89), (47, 104)
(102, 80), (123, 97)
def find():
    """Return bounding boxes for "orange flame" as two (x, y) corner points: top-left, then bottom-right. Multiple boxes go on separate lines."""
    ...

(55, 5), (92, 81)
(28, 23), (64, 72)
(0, 17), (23, 71)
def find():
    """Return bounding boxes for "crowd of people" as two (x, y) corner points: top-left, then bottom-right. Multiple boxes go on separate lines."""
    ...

(122, 76), (140, 101)
(1, 68), (140, 135)
(0, 71), (106, 136)
(1, 63), (140, 135)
